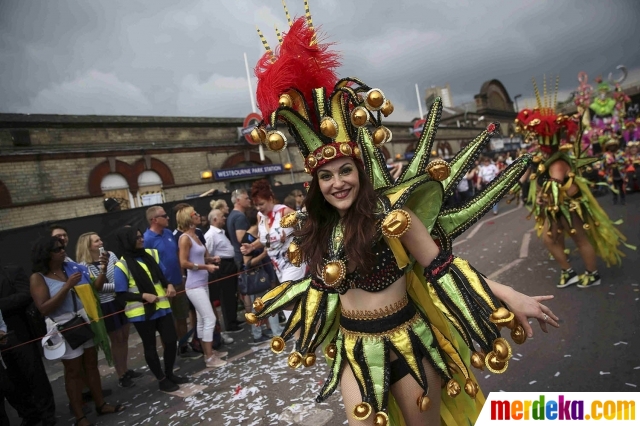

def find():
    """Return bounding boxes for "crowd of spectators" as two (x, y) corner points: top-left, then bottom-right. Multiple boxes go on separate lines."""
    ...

(0, 183), (306, 426)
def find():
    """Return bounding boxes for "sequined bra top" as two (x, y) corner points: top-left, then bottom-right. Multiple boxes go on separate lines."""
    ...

(313, 237), (404, 295)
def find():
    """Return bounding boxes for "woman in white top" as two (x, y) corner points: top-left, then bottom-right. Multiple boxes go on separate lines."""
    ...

(243, 180), (306, 283)
(176, 206), (227, 368)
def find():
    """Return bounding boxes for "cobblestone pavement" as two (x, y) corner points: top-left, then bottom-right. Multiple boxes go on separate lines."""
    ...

(6, 193), (640, 425)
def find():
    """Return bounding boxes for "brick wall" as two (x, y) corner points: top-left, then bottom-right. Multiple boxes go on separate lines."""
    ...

(0, 114), (469, 231)
(0, 197), (105, 230)
(25, 126), (238, 147)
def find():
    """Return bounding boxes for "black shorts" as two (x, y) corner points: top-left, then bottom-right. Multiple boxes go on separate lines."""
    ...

(100, 300), (129, 333)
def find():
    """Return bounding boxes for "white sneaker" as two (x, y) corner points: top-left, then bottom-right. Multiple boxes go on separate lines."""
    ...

(221, 333), (234, 344)
(205, 356), (227, 368)
(213, 349), (228, 358)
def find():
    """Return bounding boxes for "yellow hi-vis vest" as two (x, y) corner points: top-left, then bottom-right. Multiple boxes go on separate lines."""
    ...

(115, 249), (171, 319)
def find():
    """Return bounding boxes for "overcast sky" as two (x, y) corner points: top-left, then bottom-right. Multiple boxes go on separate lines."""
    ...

(1, 0), (639, 121)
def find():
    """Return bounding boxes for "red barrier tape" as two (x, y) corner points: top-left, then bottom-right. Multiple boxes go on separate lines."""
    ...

(0, 263), (266, 355)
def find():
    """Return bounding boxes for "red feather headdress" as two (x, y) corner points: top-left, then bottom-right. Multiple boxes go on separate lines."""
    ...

(255, 17), (340, 124)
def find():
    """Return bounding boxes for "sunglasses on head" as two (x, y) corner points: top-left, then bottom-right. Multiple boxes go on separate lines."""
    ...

(155, 214), (169, 219)
(51, 246), (65, 253)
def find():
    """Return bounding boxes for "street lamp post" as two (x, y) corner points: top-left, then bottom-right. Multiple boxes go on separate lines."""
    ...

(514, 94), (522, 112)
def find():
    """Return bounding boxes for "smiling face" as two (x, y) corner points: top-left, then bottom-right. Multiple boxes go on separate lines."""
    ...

(317, 157), (360, 217)
(89, 234), (103, 252)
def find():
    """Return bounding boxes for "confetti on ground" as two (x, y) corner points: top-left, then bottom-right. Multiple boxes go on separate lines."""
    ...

(564, 355), (571, 357)
(599, 371), (610, 375)
(634, 366), (640, 370)
(554, 372), (560, 377)
(529, 381), (536, 385)
(614, 341), (628, 346)
(485, 375), (491, 379)
(625, 383), (637, 388)
(609, 292), (615, 295)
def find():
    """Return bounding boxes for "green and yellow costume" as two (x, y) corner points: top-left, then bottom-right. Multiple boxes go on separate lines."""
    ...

(247, 3), (532, 424)
(514, 76), (634, 268)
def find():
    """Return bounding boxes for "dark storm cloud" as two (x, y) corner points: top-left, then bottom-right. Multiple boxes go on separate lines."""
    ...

(1, 0), (638, 120)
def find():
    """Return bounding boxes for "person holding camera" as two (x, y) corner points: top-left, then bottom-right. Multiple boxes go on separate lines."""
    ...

(76, 232), (141, 388)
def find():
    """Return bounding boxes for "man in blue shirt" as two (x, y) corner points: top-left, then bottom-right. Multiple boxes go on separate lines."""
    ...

(144, 205), (201, 359)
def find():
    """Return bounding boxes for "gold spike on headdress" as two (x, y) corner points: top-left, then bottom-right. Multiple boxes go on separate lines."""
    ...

(304, 0), (316, 45)
(282, 0), (293, 27)
(256, 26), (272, 55)
(552, 75), (559, 113)
(275, 25), (283, 44)
(532, 77), (542, 110)
(543, 74), (548, 112)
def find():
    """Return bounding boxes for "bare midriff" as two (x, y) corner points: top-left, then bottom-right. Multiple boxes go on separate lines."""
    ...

(339, 275), (407, 313)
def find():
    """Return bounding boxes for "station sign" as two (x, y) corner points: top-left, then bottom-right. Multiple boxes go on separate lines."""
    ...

(214, 164), (284, 180)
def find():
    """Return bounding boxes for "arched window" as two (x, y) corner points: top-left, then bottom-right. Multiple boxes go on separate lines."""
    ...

(101, 173), (135, 210)
(137, 170), (165, 206)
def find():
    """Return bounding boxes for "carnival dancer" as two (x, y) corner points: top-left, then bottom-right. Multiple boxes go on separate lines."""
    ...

(602, 136), (627, 205)
(625, 141), (640, 192)
(623, 118), (640, 192)
(575, 69), (628, 156)
(244, 4), (559, 425)
(515, 77), (635, 290)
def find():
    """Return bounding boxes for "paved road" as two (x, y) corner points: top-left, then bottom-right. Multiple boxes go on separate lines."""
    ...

(6, 193), (639, 425)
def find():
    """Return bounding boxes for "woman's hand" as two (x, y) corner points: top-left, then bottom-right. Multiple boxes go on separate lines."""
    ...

(64, 272), (82, 289)
(240, 243), (252, 255)
(165, 284), (176, 298)
(98, 252), (109, 268)
(205, 264), (218, 273)
(502, 291), (559, 337)
(486, 279), (559, 337)
(142, 293), (159, 304)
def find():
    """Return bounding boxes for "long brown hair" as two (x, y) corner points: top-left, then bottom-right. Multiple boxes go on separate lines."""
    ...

(296, 160), (378, 274)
